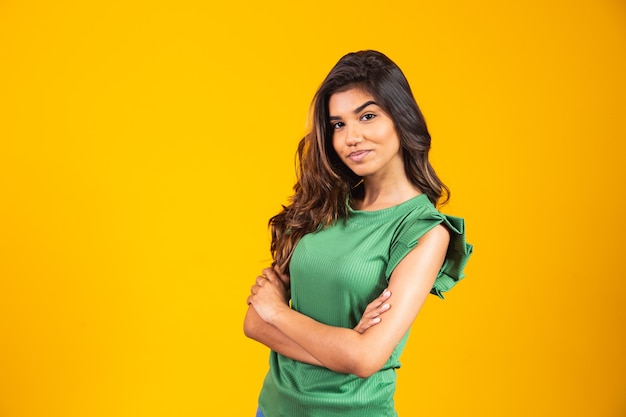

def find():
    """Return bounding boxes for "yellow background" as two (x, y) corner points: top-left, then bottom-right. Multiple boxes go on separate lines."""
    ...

(1, 1), (625, 416)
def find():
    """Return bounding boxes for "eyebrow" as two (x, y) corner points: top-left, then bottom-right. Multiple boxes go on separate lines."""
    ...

(329, 100), (378, 120)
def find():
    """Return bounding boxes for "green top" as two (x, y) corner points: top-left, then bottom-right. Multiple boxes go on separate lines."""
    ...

(258, 193), (473, 417)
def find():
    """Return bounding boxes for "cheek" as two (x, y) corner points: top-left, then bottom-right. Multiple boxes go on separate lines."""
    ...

(380, 125), (401, 150)
(331, 133), (342, 154)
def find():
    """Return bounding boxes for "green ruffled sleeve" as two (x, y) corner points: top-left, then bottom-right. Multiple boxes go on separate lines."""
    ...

(431, 214), (473, 298)
(386, 210), (473, 299)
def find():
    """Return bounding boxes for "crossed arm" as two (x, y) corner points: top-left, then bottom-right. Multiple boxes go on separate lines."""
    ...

(244, 285), (392, 367)
(244, 224), (450, 378)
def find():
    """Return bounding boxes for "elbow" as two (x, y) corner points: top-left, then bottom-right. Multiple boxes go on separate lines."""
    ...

(243, 309), (258, 340)
(243, 321), (260, 341)
(351, 362), (385, 379)
(243, 320), (254, 339)
(352, 368), (373, 379)
(346, 346), (388, 379)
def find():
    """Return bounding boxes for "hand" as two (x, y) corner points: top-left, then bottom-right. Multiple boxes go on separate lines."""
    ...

(353, 289), (391, 334)
(247, 267), (290, 324)
(272, 265), (291, 299)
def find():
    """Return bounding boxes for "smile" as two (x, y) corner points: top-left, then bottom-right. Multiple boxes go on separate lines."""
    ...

(347, 150), (371, 162)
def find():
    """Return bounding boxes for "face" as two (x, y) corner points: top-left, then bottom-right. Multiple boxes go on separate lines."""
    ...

(329, 88), (403, 181)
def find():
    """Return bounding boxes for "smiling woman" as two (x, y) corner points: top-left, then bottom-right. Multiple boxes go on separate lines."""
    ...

(243, 50), (473, 417)
(329, 90), (404, 198)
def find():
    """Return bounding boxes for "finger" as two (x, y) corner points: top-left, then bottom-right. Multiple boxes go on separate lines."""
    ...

(261, 269), (288, 291)
(355, 316), (381, 334)
(363, 293), (390, 315)
(262, 267), (279, 281)
(377, 302), (390, 313)
(371, 302), (391, 317)
(362, 301), (391, 322)
(256, 275), (269, 286)
(367, 289), (391, 309)
(366, 316), (382, 326)
(378, 289), (391, 302)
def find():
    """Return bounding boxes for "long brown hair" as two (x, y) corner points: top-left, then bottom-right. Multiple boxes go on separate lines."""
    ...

(270, 50), (449, 274)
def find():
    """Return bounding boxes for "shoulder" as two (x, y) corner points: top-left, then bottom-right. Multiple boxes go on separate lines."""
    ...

(418, 223), (450, 251)
(390, 198), (443, 242)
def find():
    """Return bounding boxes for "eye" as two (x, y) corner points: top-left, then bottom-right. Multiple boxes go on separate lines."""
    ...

(331, 121), (345, 130)
(361, 113), (376, 121)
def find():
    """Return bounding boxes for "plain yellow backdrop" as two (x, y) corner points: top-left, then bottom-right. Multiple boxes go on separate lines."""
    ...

(1, 0), (625, 416)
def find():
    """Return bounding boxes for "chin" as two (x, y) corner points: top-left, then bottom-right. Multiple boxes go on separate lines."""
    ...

(353, 167), (375, 177)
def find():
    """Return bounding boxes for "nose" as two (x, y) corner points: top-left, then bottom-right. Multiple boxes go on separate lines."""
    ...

(345, 123), (363, 146)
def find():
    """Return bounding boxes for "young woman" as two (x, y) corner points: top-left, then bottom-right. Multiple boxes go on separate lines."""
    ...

(244, 50), (472, 417)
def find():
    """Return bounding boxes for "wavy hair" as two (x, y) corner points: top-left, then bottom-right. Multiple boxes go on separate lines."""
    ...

(270, 50), (449, 274)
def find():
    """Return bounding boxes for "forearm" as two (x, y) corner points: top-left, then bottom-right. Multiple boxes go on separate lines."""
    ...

(243, 306), (323, 367)
(247, 273), (395, 377)
(269, 306), (380, 377)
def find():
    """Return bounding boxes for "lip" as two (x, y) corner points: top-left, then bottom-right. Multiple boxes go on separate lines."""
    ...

(347, 150), (371, 162)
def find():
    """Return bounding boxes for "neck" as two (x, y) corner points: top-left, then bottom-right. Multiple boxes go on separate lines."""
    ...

(354, 175), (422, 211)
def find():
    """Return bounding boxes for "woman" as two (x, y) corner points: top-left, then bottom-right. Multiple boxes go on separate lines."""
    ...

(244, 50), (472, 417)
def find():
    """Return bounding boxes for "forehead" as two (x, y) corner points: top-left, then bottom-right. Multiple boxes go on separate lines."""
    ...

(328, 88), (376, 115)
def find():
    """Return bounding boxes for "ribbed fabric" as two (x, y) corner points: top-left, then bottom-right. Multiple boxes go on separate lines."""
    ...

(258, 193), (473, 417)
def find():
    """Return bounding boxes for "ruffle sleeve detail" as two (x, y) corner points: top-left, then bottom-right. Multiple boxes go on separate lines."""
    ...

(431, 214), (473, 298)
(386, 210), (473, 299)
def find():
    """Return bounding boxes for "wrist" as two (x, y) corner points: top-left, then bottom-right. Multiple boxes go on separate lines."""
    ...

(268, 303), (291, 327)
